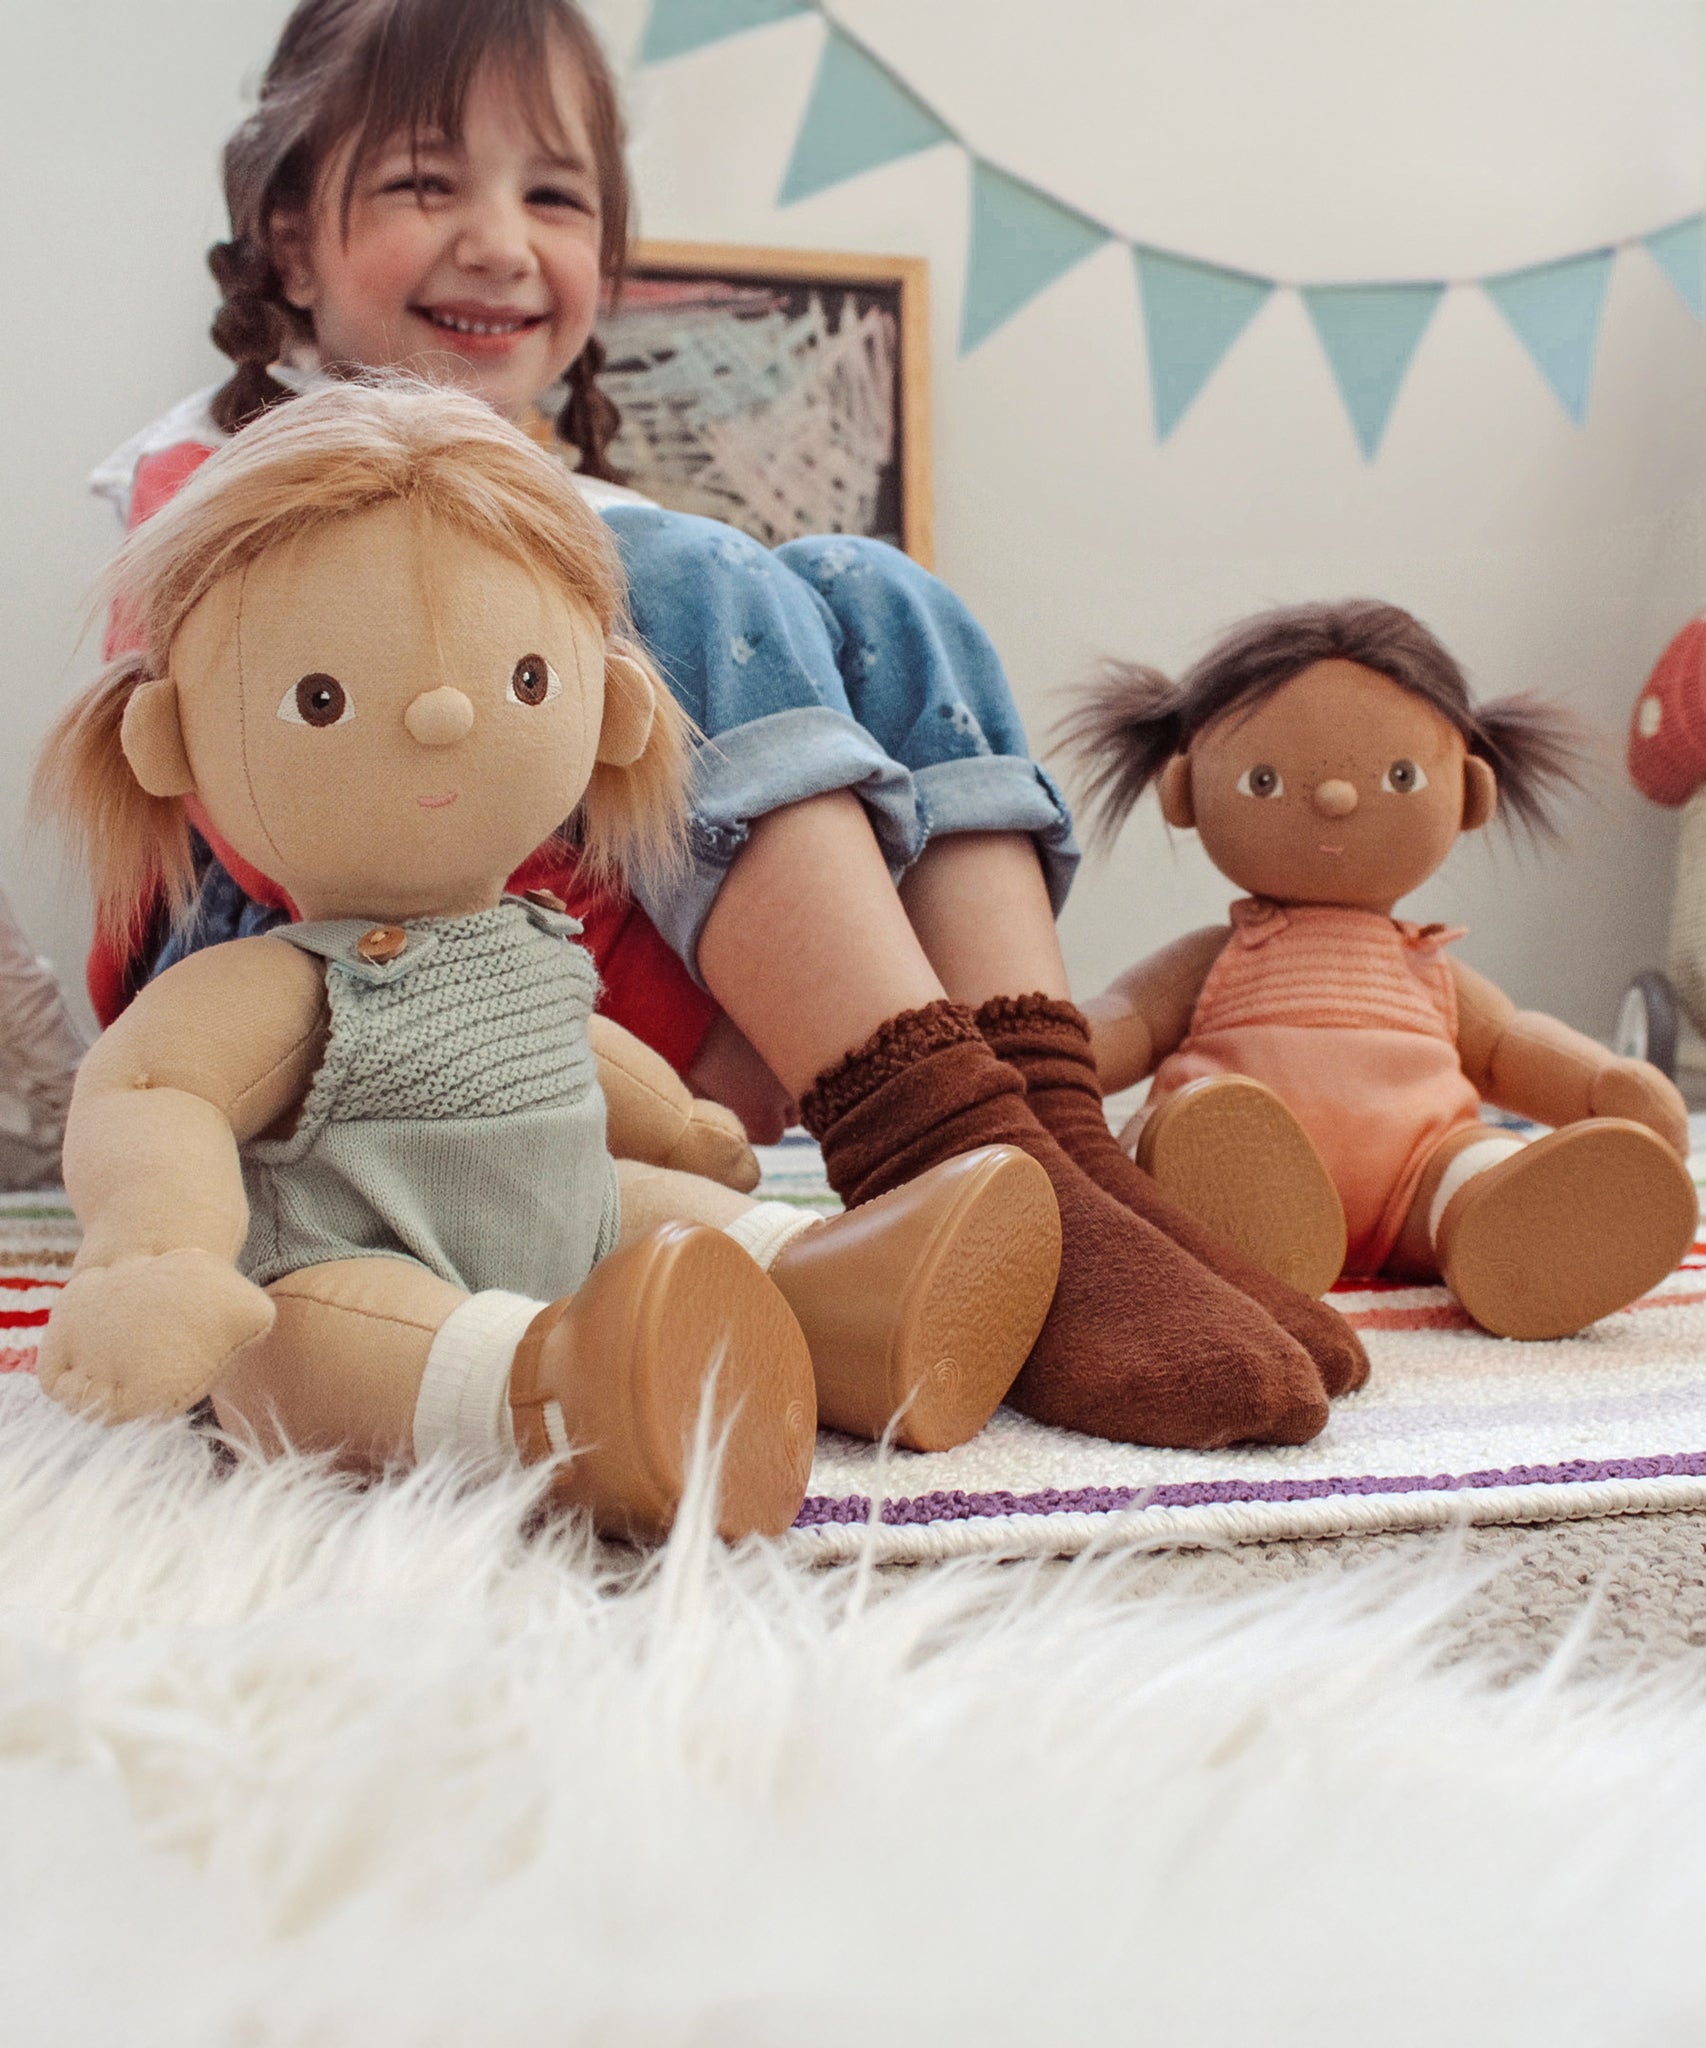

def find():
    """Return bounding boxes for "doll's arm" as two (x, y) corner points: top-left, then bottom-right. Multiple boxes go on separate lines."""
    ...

(1451, 959), (1689, 1157)
(41, 937), (329, 1420)
(589, 1014), (760, 1194)
(1082, 926), (1232, 1095)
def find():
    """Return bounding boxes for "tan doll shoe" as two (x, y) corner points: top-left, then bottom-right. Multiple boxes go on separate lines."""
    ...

(770, 1145), (1062, 1452)
(509, 1221), (816, 1541)
(1435, 1118), (1699, 1341)
(1127, 1075), (1347, 1298)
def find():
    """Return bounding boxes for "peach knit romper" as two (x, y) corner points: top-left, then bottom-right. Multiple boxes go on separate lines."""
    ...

(1149, 899), (1483, 1274)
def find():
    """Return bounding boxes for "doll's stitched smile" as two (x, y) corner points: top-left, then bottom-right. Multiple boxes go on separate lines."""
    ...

(416, 790), (459, 809)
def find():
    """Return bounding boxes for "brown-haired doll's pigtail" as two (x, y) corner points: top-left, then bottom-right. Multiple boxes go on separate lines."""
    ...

(556, 336), (626, 484)
(1469, 694), (1594, 840)
(1053, 661), (1192, 851)
(208, 238), (298, 435)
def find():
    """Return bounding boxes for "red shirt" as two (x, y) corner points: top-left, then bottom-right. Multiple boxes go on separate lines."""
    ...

(87, 441), (720, 1077)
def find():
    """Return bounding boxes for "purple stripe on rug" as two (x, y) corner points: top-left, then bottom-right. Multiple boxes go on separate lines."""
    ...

(794, 1450), (1706, 1528)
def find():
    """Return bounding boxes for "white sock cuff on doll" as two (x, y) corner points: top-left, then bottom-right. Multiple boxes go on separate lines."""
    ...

(1427, 1136), (1528, 1249)
(721, 1201), (822, 1272)
(413, 1289), (541, 1462)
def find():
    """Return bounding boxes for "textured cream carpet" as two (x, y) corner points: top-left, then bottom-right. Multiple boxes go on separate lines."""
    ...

(1, 1376), (1706, 2043)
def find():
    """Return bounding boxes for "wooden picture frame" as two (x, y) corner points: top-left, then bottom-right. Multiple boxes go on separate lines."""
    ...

(594, 240), (934, 568)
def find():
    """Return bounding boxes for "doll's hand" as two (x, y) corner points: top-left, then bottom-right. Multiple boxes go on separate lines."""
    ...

(1588, 1059), (1690, 1158)
(37, 1250), (275, 1423)
(666, 1098), (762, 1194)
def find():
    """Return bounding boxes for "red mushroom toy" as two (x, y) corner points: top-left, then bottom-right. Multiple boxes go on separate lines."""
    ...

(1619, 617), (1706, 1079)
(1630, 617), (1706, 806)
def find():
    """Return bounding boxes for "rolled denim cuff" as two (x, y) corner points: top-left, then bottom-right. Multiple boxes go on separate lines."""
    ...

(911, 756), (1080, 914)
(632, 706), (921, 984)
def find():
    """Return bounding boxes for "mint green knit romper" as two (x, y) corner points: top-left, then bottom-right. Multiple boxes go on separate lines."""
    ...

(239, 898), (620, 1301)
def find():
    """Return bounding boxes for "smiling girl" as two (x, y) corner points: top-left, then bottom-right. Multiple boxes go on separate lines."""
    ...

(84, 0), (1369, 1448)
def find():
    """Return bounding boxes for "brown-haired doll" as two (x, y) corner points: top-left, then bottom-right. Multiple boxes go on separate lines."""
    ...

(34, 380), (1065, 1541)
(1061, 600), (1697, 1341)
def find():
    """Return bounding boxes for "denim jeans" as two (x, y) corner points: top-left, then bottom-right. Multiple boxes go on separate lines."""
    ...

(603, 507), (1079, 981)
(150, 839), (288, 983)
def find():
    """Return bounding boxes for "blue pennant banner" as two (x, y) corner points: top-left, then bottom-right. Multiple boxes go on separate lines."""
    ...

(1134, 248), (1272, 440)
(778, 28), (953, 206)
(640, 0), (814, 64)
(1483, 249), (1615, 423)
(959, 163), (1110, 354)
(1301, 281), (1446, 457)
(1643, 216), (1706, 318)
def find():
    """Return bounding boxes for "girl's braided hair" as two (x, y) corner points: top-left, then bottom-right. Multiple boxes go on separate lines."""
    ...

(1056, 599), (1590, 849)
(207, 0), (629, 480)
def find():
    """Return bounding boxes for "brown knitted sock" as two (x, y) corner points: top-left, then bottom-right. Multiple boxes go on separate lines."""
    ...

(974, 995), (1370, 1398)
(800, 1002), (1328, 1450)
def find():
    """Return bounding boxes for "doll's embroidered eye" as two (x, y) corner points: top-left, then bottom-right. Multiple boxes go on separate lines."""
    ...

(1236, 764), (1284, 799)
(1381, 758), (1428, 794)
(279, 673), (352, 728)
(508, 654), (559, 708)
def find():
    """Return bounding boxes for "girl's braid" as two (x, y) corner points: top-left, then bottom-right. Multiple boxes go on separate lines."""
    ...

(207, 238), (299, 434)
(556, 334), (624, 483)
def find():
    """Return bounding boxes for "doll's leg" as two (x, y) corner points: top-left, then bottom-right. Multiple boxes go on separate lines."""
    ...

(211, 1255), (458, 1463)
(1395, 1121), (1698, 1338)
(620, 1147), (1060, 1451)
(210, 1245), (814, 1539)
(1115, 1075), (1348, 1299)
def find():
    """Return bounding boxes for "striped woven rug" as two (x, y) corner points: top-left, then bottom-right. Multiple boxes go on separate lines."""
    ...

(9, 1123), (1706, 1563)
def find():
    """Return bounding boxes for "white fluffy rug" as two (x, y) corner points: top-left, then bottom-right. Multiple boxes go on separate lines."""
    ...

(3, 1374), (1706, 2045)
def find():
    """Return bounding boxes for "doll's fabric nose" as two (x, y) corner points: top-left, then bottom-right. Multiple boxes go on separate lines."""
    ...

(405, 687), (475, 747)
(1312, 778), (1359, 818)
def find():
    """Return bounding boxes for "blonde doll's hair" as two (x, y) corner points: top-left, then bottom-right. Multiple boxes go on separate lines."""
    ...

(37, 378), (691, 941)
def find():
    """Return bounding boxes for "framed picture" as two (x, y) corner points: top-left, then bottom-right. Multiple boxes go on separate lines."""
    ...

(592, 240), (934, 567)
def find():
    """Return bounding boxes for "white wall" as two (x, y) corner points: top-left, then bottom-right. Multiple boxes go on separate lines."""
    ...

(3, 0), (1702, 1037)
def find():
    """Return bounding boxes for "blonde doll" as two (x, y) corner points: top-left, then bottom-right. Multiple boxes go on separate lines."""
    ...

(37, 381), (1063, 1539)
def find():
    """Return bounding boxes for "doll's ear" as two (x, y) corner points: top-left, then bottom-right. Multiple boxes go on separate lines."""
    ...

(1462, 754), (1498, 832)
(597, 644), (658, 768)
(1158, 754), (1196, 829)
(120, 678), (196, 798)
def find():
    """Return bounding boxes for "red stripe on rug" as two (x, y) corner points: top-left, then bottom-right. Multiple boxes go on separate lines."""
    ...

(0, 1276), (61, 1293)
(0, 1310), (50, 1331)
(0, 1346), (38, 1373)
(1343, 1303), (1473, 1332)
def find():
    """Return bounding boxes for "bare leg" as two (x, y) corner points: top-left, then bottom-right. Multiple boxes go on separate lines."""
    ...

(684, 1013), (796, 1144)
(212, 1256), (463, 1465)
(697, 790), (944, 1098)
(899, 831), (1071, 1007)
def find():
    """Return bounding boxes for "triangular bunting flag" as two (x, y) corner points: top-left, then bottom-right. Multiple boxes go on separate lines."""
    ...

(958, 162), (1110, 354)
(779, 27), (953, 206)
(1133, 248), (1272, 440)
(640, 0), (814, 64)
(1483, 249), (1615, 424)
(1643, 216), (1706, 318)
(1301, 281), (1445, 457)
